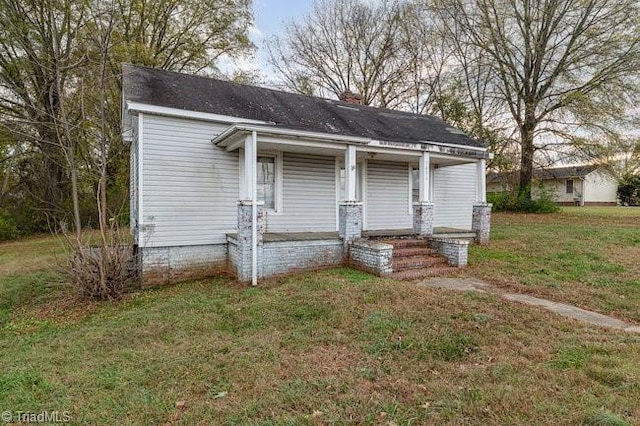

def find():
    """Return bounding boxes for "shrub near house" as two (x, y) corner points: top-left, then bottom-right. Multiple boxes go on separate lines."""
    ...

(617, 175), (640, 206)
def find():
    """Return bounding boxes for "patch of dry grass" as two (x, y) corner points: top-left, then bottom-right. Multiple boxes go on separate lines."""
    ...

(1, 265), (639, 425)
(467, 207), (640, 323)
(1, 217), (639, 424)
(0, 234), (64, 276)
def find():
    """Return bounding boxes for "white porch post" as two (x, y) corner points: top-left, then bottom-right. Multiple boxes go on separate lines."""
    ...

(244, 134), (255, 200)
(345, 144), (357, 201)
(235, 131), (263, 285)
(472, 158), (492, 244)
(249, 131), (258, 286)
(476, 159), (487, 203)
(413, 151), (434, 236)
(419, 151), (431, 202)
(338, 144), (362, 242)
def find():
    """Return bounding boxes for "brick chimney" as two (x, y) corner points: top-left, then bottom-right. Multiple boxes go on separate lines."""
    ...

(338, 90), (362, 105)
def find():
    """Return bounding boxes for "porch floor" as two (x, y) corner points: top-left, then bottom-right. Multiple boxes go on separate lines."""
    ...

(362, 227), (475, 239)
(264, 232), (340, 242)
(227, 231), (340, 242)
(228, 228), (474, 243)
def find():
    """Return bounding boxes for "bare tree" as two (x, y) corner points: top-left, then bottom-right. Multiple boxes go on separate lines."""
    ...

(436, 0), (640, 198)
(267, 0), (414, 107)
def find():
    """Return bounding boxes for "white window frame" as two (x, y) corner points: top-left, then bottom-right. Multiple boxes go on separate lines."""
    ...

(239, 150), (283, 214)
(409, 164), (416, 214)
(566, 179), (574, 194)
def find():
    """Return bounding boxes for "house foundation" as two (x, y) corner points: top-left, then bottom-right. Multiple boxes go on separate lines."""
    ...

(228, 235), (344, 280)
(429, 238), (470, 267)
(349, 240), (393, 276)
(140, 244), (229, 287)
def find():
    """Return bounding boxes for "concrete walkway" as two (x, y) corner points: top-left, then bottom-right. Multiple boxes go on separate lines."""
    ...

(418, 278), (640, 334)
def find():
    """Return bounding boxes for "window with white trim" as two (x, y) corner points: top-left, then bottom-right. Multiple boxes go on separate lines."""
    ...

(411, 168), (419, 203)
(257, 155), (276, 209)
(566, 179), (574, 194)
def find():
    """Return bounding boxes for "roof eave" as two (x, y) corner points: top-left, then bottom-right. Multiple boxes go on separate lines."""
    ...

(213, 123), (492, 159)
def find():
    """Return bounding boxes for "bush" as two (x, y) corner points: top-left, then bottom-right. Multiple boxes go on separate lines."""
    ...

(617, 175), (640, 206)
(0, 213), (19, 241)
(488, 188), (560, 214)
(65, 229), (138, 300)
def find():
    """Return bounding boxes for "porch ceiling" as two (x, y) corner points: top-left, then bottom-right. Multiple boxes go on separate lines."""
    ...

(358, 150), (475, 166)
(257, 140), (344, 157)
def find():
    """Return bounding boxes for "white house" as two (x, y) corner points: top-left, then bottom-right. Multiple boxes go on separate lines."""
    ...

(122, 65), (492, 286)
(487, 165), (618, 206)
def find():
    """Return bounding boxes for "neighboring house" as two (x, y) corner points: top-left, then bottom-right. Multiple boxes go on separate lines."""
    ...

(122, 65), (492, 286)
(487, 165), (618, 206)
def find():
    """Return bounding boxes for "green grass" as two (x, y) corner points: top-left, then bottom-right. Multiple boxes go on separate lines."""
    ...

(1, 216), (639, 424)
(468, 206), (640, 322)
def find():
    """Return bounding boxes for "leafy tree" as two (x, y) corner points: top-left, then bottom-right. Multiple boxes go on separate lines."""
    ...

(617, 175), (640, 206)
(0, 0), (253, 235)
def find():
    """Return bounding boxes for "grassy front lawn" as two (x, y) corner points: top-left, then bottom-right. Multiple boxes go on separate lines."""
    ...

(467, 207), (640, 323)
(1, 211), (639, 424)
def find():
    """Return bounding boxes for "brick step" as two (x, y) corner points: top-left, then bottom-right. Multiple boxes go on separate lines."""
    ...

(389, 266), (460, 280)
(393, 255), (448, 270)
(393, 246), (438, 257)
(380, 238), (430, 248)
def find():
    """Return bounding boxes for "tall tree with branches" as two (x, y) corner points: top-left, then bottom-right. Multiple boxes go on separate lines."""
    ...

(436, 0), (640, 198)
(0, 0), (89, 230)
(0, 0), (253, 236)
(267, 0), (414, 107)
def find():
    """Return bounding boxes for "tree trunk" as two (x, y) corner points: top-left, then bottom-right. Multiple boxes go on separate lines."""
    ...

(37, 126), (65, 216)
(519, 109), (537, 200)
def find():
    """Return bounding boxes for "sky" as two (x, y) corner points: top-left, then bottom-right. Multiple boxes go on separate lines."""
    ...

(220, 0), (314, 79)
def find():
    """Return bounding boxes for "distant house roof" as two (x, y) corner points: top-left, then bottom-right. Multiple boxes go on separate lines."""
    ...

(488, 165), (599, 183)
(122, 64), (484, 149)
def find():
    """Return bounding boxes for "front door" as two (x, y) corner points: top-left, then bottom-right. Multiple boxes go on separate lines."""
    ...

(364, 161), (412, 230)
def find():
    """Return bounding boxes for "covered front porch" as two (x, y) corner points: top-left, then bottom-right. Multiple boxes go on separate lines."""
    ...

(214, 124), (492, 283)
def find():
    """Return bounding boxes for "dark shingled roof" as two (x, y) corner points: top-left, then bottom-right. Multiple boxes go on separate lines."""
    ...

(122, 64), (484, 149)
(488, 165), (599, 183)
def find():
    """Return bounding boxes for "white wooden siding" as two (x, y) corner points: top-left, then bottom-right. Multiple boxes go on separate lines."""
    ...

(583, 171), (618, 203)
(141, 115), (238, 247)
(365, 161), (412, 230)
(266, 153), (337, 232)
(433, 163), (476, 229)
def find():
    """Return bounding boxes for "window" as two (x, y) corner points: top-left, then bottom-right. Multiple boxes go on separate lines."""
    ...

(566, 179), (574, 194)
(411, 168), (420, 203)
(257, 156), (276, 209)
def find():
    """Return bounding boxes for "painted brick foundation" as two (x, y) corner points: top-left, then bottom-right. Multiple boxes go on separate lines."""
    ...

(261, 239), (344, 277)
(349, 240), (393, 276)
(228, 236), (344, 280)
(428, 238), (469, 267)
(140, 244), (229, 287)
